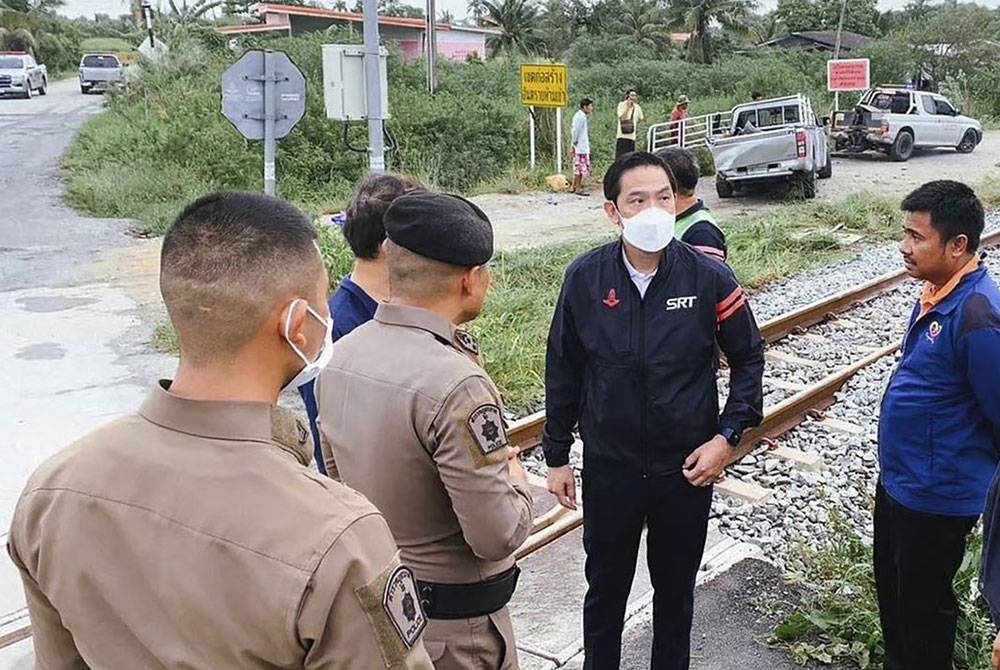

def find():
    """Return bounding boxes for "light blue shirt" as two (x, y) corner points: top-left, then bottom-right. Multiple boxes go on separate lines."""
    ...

(572, 110), (590, 155)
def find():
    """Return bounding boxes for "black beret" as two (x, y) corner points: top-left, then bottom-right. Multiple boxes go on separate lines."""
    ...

(383, 192), (494, 266)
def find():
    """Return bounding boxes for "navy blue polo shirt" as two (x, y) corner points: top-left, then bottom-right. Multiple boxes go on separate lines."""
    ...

(298, 276), (378, 473)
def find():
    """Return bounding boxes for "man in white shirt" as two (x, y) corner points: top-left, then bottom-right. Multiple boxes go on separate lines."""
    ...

(571, 98), (594, 196)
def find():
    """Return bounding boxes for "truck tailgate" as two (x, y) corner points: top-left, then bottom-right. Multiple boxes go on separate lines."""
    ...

(81, 68), (122, 82)
(710, 128), (798, 173)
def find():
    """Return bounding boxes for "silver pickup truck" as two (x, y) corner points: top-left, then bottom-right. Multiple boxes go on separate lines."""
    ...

(79, 53), (125, 94)
(831, 86), (982, 161)
(0, 52), (48, 98)
(710, 95), (831, 199)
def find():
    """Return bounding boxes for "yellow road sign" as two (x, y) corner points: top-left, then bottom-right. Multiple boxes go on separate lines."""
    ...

(520, 64), (568, 108)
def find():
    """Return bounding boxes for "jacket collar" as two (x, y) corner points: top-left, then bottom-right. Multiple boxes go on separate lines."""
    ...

(139, 381), (313, 466)
(921, 264), (987, 318)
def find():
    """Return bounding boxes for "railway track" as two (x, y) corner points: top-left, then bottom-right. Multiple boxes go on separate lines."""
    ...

(3, 230), (998, 651)
(512, 229), (1000, 559)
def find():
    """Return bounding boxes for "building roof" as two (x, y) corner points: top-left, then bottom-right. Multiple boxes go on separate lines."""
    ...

(760, 30), (874, 51)
(217, 22), (290, 34)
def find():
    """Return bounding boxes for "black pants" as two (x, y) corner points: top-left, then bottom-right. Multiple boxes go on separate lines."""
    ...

(582, 470), (712, 670)
(615, 138), (636, 157)
(874, 481), (978, 670)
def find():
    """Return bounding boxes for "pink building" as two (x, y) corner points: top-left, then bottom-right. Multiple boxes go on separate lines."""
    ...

(217, 3), (495, 61)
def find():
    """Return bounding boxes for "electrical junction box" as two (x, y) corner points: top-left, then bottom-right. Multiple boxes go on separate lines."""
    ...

(322, 44), (389, 121)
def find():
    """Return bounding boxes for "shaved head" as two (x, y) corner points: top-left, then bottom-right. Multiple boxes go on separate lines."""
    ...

(386, 240), (467, 301)
(160, 192), (324, 365)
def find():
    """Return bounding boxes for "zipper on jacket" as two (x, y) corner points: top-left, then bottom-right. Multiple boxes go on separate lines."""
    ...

(638, 295), (648, 478)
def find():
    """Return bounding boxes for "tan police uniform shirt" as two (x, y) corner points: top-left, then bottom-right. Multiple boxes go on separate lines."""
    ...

(315, 303), (534, 586)
(6, 381), (434, 670)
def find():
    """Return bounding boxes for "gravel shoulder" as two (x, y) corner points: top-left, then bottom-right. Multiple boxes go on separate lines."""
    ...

(478, 130), (1000, 251)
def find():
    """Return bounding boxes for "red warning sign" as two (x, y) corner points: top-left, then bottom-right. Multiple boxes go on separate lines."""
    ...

(827, 59), (871, 92)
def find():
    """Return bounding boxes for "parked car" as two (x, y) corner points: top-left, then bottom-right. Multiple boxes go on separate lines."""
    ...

(78, 53), (125, 94)
(831, 86), (982, 161)
(0, 51), (47, 99)
(709, 95), (831, 199)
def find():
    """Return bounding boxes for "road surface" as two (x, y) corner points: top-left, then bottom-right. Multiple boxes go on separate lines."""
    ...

(0, 79), (173, 664)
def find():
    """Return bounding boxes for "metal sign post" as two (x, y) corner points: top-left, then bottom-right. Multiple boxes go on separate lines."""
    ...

(520, 64), (568, 173)
(222, 50), (307, 196)
(363, 0), (387, 173)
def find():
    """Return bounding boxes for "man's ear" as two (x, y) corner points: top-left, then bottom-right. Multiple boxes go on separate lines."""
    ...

(278, 299), (308, 350)
(604, 201), (621, 227)
(950, 234), (971, 257)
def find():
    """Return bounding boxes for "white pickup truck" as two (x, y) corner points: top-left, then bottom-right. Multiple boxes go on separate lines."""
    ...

(831, 86), (982, 161)
(78, 53), (125, 94)
(0, 51), (47, 99)
(709, 95), (831, 199)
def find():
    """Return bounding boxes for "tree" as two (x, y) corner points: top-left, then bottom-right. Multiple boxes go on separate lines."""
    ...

(774, 0), (878, 36)
(0, 25), (36, 51)
(666, 0), (756, 64)
(165, 0), (223, 22)
(611, 0), (668, 52)
(750, 11), (784, 43)
(439, 8), (454, 22)
(0, 0), (63, 15)
(467, 0), (485, 25)
(482, 0), (541, 54)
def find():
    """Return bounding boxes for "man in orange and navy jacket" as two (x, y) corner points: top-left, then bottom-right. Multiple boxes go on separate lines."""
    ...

(542, 152), (764, 670)
(877, 180), (1000, 670)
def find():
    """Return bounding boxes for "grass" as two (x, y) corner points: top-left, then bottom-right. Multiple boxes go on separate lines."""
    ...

(80, 37), (134, 54)
(152, 321), (180, 355)
(774, 514), (994, 669)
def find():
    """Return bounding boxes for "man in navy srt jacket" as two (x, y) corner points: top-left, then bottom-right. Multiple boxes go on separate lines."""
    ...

(543, 152), (765, 670)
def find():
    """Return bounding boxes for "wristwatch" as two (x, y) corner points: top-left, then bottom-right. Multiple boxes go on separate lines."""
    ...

(719, 426), (742, 447)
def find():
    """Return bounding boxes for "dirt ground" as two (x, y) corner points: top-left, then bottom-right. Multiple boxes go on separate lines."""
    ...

(477, 129), (1000, 251)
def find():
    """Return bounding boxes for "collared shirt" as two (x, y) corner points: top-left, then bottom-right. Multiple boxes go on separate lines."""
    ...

(299, 274), (379, 474)
(622, 245), (658, 298)
(920, 255), (981, 317)
(8, 381), (433, 669)
(316, 303), (534, 584)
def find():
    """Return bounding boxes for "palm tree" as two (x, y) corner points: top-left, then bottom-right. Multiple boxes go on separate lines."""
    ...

(0, 0), (64, 14)
(165, 0), (223, 21)
(666, 0), (756, 64)
(439, 8), (454, 23)
(482, 0), (541, 54)
(612, 0), (669, 52)
(750, 11), (783, 44)
(0, 26), (37, 52)
(467, 0), (485, 25)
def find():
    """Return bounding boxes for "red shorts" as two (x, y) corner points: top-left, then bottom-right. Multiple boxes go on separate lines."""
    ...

(573, 153), (592, 177)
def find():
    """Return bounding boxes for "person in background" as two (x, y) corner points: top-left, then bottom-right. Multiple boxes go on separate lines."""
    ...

(670, 95), (690, 147)
(544, 152), (764, 669)
(750, 91), (764, 101)
(616, 89), (644, 157)
(654, 147), (727, 263)
(571, 97), (594, 196)
(298, 173), (422, 475)
(7, 192), (433, 669)
(876, 180), (1000, 670)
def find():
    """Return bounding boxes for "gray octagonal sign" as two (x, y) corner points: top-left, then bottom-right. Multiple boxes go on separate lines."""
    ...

(222, 50), (307, 141)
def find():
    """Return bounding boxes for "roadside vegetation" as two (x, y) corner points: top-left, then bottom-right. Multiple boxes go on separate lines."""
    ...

(774, 514), (993, 669)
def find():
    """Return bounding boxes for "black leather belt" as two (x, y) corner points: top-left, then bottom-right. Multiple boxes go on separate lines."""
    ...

(417, 566), (520, 620)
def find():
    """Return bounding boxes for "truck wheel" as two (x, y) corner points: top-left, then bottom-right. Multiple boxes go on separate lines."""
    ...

(818, 154), (833, 179)
(80, 84), (90, 95)
(957, 130), (978, 154)
(38, 77), (47, 96)
(716, 176), (734, 199)
(796, 170), (817, 199)
(890, 131), (914, 162)
(23, 82), (33, 99)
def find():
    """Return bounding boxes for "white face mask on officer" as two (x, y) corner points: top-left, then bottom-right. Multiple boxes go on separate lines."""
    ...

(282, 298), (334, 393)
(618, 206), (676, 253)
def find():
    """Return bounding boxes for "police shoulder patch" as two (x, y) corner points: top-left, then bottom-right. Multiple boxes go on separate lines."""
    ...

(355, 560), (427, 667)
(467, 404), (509, 457)
(454, 329), (481, 356)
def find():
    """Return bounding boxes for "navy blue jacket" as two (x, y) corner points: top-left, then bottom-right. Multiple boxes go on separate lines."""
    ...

(879, 263), (1000, 517)
(299, 276), (378, 473)
(542, 239), (765, 475)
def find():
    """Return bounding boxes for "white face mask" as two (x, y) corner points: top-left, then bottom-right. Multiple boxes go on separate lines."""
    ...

(282, 298), (334, 393)
(618, 206), (676, 253)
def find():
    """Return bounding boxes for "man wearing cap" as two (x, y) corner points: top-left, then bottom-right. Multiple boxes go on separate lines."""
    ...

(670, 96), (690, 147)
(316, 192), (534, 669)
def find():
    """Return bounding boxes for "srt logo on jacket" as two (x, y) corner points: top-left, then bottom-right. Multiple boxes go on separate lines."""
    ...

(665, 296), (698, 311)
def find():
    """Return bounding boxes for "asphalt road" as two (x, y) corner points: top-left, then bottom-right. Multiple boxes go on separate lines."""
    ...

(0, 78), (173, 661)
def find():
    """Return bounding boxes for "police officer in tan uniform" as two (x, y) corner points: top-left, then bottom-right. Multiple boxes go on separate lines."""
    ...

(6, 192), (433, 669)
(316, 192), (534, 669)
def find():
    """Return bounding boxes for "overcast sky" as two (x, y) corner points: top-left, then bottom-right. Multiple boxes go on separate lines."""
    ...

(60, 0), (1000, 23)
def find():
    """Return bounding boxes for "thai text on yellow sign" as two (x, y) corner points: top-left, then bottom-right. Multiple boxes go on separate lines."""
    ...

(520, 64), (568, 108)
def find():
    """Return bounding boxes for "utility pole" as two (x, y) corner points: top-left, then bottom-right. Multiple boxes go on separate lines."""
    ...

(141, 0), (155, 49)
(363, 0), (387, 172)
(832, 0), (848, 111)
(426, 0), (438, 93)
